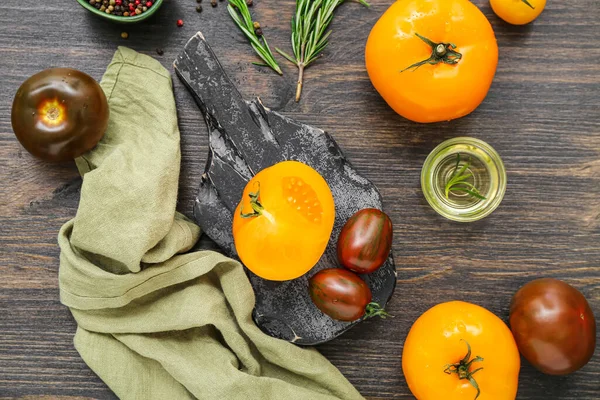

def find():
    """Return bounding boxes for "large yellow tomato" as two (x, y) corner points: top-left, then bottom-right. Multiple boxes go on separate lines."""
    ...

(365, 0), (498, 123)
(402, 301), (520, 400)
(490, 0), (546, 25)
(232, 161), (335, 281)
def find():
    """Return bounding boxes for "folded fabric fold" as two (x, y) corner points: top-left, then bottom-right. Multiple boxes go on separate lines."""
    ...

(58, 46), (364, 400)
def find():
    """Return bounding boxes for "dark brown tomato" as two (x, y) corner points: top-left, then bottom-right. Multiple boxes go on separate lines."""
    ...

(337, 208), (393, 273)
(11, 68), (109, 162)
(509, 278), (596, 375)
(309, 268), (372, 321)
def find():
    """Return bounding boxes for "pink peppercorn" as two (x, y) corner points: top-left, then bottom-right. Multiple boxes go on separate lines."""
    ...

(177, 19), (184, 27)
(146, 0), (152, 6)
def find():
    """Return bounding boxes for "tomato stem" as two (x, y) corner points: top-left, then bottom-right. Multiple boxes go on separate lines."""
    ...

(364, 302), (392, 319)
(521, 0), (535, 9)
(400, 33), (463, 73)
(240, 182), (265, 218)
(443, 340), (484, 400)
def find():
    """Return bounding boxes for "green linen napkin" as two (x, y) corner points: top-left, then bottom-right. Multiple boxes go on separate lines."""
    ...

(57, 47), (364, 400)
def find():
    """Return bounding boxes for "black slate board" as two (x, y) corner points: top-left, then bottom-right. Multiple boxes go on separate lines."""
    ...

(174, 32), (396, 345)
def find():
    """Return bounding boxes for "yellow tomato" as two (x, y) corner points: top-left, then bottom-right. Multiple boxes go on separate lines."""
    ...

(232, 161), (335, 281)
(491, 0), (546, 25)
(365, 0), (498, 123)
(402, 301), (520, 400)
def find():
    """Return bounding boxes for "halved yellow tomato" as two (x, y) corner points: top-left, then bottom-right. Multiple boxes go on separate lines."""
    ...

(232, 161), (335, 281)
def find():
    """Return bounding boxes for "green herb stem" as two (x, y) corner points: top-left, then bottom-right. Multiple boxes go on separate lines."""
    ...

(228, 0), (282, 75)
(276, 0), (370, 102)
(444, 154), (487, 200)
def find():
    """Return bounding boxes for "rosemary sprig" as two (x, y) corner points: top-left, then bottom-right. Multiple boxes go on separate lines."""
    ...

(445, 154), (487, 200)
(227, 0), (282, 75)
(276, 0), (370, 102)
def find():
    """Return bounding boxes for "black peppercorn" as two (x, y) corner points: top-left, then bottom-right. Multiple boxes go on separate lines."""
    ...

(211, 0), (217, 7)
(196, 5), (202, 12)
(156, 48), (164, 56)
(246, 0), (253, 6)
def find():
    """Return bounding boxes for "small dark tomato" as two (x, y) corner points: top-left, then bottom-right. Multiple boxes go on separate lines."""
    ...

(337, 208), (393, 274)
(509, 278), (596, 375)
(11, 68), (109, 162)
(309, 268), (388, 322)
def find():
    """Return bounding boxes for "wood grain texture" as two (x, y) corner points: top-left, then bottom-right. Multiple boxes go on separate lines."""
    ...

(0, 0), (598, 399)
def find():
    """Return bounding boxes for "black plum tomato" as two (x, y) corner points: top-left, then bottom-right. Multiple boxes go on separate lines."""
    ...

(309, 268), (373, 321)
(309, 268), (389, 322)
(11, 68), (109, 162)
(509, 278), (596, 375)
(337, 208), (393, 274)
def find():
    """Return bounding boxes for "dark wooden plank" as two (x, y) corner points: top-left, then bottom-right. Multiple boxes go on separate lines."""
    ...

(0, 0), (598, 399)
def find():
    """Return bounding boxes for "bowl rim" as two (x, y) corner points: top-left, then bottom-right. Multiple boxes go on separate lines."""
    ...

(76, 0), (163, 23)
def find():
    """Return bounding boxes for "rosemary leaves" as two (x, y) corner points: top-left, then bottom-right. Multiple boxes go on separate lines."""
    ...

(444, 154), (487, 200)
(276, 0), (370, 102)
(227, 0), (282, 75)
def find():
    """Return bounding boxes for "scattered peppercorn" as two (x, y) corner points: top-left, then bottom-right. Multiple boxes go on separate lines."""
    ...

(246, 0), (253, 6)
(177, 19), (184, 27)
(121, 32), (129, 39)
(211, 0), (217, 7)
(156, 48), (164, 56)
(196, 5), (203, 12)
(89, 0), (154, 16)
(255, 28), (263, 36)
(196, 0), (202, 2)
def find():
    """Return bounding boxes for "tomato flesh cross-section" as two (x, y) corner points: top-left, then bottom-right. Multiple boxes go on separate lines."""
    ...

(283, 176), (324, 224)
(232, 161), (335, 281)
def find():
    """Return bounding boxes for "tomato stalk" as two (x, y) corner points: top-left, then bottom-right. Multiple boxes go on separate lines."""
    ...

(443, 340), (484, 400)
(364, 302), (391, 319)
(240, 183), (265, 218)
(521, 0), (535, 9)
(401, 33), (463, 72)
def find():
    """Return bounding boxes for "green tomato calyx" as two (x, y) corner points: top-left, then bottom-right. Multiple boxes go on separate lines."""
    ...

(443, 340), (484, 400)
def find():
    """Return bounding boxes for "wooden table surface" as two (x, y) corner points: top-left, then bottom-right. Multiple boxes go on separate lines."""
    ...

(1, 0), (598, 399)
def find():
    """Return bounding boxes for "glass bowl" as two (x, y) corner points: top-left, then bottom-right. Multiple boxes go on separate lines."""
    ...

(421, 137), (507, 222)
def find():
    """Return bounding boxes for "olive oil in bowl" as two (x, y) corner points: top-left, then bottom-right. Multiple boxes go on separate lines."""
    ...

(421, 137), (506, 222)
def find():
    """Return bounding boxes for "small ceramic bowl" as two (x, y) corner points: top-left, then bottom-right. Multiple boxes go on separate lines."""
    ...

(76, 0), (163, 23)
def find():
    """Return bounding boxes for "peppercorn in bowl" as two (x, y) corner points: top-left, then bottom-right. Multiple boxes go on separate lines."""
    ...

(77, 0), (163, 23)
